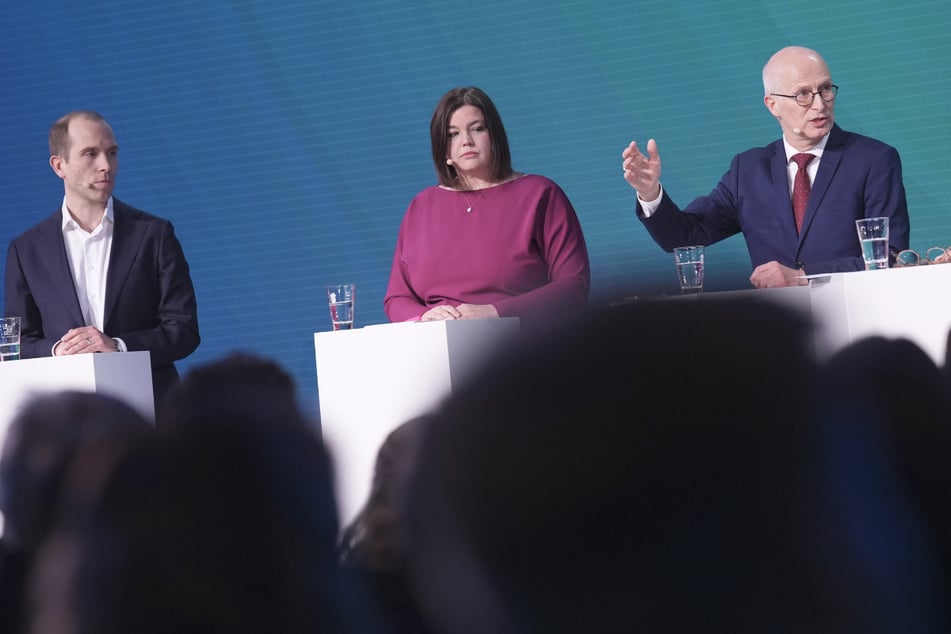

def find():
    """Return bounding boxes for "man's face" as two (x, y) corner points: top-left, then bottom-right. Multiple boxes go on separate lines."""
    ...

(765, 55), (835, 148)
(51, 117), (118, 207)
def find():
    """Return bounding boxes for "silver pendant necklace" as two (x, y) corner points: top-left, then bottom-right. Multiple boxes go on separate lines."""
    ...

(459, 189), (486, 213)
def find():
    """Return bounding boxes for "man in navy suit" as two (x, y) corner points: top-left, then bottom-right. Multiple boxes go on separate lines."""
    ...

(4, 110), (200, 411)
(621, 46), (910, 289)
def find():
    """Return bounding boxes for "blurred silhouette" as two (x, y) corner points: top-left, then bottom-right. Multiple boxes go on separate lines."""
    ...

(944, 327), (951, 391)
(816, 336), (951, 606)
(339, 416), (433, 633)
(26, 353), (374, 633)
(159, 350), (309, 428)
(402, 297), (950, 633)
(0, 391), (152, 634)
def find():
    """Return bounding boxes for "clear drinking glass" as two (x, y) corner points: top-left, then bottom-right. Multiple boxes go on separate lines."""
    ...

(326, 284), (356, 330)
(673, 246), (704, 294)
(855, 217), (889, 270)
(0, 316), (21, 361)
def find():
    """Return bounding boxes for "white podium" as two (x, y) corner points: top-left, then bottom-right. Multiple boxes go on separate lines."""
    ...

(808, 265), (951, 364)
(314, 318), (521, 526)
(0, 351), (154, 534)
(707, 265), (951, 366)
(0, 352), (155, 450)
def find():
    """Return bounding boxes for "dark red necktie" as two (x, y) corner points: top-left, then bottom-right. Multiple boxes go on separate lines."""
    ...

(791, 153), (814, 234)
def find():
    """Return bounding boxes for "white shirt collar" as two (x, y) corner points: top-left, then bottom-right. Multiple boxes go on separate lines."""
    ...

(782, 133), (830, 162)
(61, 196), (115, 231)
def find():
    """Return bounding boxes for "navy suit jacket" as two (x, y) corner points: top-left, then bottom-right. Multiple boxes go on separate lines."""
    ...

(639, 124), (910, 274)
(4, 198), (200, 409)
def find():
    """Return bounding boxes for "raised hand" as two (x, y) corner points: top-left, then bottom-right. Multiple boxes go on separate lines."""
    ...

(622, 138), (662, 201)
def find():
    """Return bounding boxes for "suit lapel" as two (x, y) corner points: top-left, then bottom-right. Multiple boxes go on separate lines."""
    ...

(104, 200), (144, 326)
(769, 145), (799, 240)
(799, 125), (844, 240)
(37, 210), (86, 324)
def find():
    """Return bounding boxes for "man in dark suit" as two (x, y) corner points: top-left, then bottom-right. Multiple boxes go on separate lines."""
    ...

(4, 110), (199, 411)
(621, 45), (910, 289)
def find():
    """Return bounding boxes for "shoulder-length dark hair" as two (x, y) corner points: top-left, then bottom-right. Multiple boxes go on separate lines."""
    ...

(430, 87), (513, 188)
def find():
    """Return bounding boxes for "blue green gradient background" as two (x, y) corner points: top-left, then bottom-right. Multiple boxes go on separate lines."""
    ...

(3, 1), (949, 419)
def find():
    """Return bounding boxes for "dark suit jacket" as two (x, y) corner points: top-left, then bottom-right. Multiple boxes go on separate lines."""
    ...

(4, 198), (200, 409)
(639, 124), (910, 274)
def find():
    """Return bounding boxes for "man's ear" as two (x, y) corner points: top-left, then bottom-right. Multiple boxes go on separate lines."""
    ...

(50, 155), (65, 178)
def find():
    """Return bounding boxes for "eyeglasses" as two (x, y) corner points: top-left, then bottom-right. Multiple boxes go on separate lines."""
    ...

(770, 85), (839, 107)
(894, 247), (951, 267)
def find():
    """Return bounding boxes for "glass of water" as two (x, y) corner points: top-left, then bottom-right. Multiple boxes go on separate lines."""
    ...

(855, 217), (889, 270)
(326, 284), (356, 330)
(673, 246), (704, 295)
(1, 316), (21, 361)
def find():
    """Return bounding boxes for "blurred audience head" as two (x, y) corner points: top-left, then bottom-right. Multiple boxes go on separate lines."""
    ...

(402, 297), (949, 632)
(819, 335), (951, 429)
(340, 416), (427, 572)
(28, 406), (367, 634)
(339, 416), (432, 633)
(0, 391), (152, 634)
(817, 336), (951, 610)
(0, 390), (152, 553)
(159, 351), (308, 428)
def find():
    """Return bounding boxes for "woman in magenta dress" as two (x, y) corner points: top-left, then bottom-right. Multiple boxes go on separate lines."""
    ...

(384, 87), (591, 330)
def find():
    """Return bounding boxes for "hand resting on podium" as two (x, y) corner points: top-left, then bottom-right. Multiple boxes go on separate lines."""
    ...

(420, 303), (500, 321)
(53, 326), (120, 355)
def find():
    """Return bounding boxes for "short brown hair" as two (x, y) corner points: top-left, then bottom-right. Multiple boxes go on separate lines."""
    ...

(430, 87), (513, 188)
(49, 110), (110, 159)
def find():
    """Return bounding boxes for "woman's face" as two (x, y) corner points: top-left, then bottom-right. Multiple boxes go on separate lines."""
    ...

(446, 105), (493, 181)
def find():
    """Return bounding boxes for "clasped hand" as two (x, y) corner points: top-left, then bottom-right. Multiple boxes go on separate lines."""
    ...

(57, 326), (115, 355)
(421, 303), (499, 321)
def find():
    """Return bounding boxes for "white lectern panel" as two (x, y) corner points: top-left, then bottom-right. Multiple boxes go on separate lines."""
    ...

(0, 352), (155, 443)
(705, 266), (951, 366)
(808, 266), (951, 364)
(315, 318), (521, 526)
(0, 351), (154, 535)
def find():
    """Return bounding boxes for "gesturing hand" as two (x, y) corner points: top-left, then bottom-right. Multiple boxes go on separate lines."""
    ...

(622, 138), (662, 201)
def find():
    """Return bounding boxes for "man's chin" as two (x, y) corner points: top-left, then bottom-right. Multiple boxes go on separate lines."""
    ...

(90, 188), (114, 200)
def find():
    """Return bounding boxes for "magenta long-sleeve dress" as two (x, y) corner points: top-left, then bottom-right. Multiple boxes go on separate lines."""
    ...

(384, 174), (590, 327)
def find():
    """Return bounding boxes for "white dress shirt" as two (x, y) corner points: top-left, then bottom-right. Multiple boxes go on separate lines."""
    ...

(56, 197), (126, 354)
(62, 196), (114, 331)
(781, 133), (829, 196)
